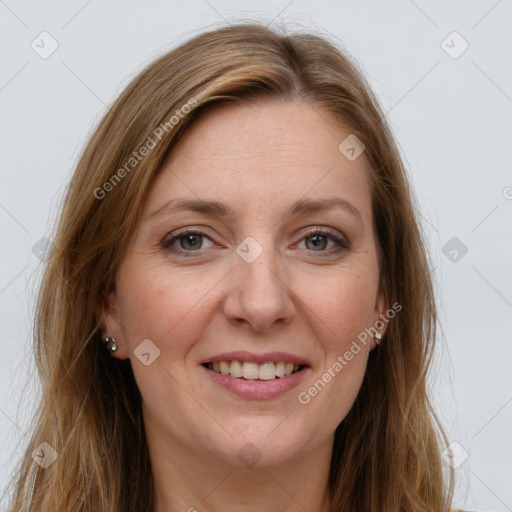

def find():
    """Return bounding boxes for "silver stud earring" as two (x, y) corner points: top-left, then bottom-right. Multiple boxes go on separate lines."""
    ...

(374, 332), (382, 346)
(103, 336), (117, 352)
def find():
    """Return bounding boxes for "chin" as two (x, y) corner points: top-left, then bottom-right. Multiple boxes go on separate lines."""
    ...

(208, 423), (310, 469)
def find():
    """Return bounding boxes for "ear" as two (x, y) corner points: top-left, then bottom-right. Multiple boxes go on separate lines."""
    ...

(97, 288), (128, 359)
(371, 287), (390, 350)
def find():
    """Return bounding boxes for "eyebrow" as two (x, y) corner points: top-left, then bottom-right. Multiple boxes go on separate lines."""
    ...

(146, 197), (363, 224)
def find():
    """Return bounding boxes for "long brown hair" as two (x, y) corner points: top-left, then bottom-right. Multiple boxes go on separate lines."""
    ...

(5, 22), (454, 512)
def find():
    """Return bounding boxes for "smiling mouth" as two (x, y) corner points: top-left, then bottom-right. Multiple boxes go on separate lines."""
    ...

(202, 361), (307, 380)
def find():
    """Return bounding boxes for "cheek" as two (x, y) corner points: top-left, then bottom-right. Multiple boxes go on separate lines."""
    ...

(298, 266), (379, 354)
(115, 260), (206, 350)
(114, 262), (212, 404)
(297, 273), (373, 427)
(299, 266), (377, 424)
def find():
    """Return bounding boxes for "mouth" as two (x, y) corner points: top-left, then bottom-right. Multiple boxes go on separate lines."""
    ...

(199, 350), (311, 399)
(202, 361), (307, 380)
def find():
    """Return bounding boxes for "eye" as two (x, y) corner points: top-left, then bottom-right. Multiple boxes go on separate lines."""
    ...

(161, 227), (350, 258)
(162, 229), (215, 255)
(296, 228), (350, 253)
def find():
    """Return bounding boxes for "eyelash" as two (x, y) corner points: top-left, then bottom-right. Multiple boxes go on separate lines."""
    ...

(161, 228), (350, 257)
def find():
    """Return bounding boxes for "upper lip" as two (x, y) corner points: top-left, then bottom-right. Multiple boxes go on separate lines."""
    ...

(201, 350), (311, 366)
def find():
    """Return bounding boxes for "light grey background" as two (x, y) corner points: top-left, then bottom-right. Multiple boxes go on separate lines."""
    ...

(1, 1), (511, 510)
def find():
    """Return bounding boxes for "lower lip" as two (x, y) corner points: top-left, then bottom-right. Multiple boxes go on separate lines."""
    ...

(201, 364), (310, 399)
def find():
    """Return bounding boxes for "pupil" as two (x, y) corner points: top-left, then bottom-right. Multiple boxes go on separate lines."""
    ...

(181, 234), (201, 250)
(307, 235), (327, 250)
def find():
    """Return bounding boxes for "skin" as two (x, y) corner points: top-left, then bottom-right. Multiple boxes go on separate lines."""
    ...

(101, 99), (388, 512)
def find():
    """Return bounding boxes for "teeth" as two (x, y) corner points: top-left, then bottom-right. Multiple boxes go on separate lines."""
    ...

(207, 360), (302, 380)
(229, 360), (243, 378)
(259, 362), (275, 381)
(242, 362), (259, 380)
(275, 361), (286, 378)
(220, 361), (229, 375)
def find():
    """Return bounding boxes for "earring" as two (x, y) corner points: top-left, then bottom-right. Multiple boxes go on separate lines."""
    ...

(103, 336), (117, 352)
(374, 332), (382, 346)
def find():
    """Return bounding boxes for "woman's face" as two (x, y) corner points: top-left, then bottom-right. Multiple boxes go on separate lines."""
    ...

(103, 99), (387, 468)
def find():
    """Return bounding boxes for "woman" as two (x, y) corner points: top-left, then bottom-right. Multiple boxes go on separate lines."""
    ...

(6, 22), (465, 512)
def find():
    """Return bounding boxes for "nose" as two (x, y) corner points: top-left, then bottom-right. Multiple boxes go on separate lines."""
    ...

(223, 240), (295, 332)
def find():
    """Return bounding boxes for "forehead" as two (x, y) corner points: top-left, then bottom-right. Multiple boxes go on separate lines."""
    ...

(145, 99), (372, 221)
